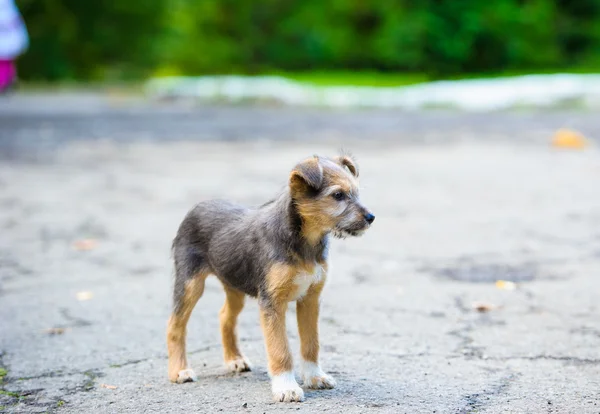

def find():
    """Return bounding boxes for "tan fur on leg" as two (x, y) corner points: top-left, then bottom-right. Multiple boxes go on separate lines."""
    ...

(260, 300), (292, 375)
(297, 277), (335, 390)
(296, 282), (324, 364)
(261, 263), (305, 401)
(167, 275), (206, 383)
(220, 285), (251, 372)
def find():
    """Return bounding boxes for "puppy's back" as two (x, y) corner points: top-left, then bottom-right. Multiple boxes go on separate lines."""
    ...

(174, 200), (248, 248)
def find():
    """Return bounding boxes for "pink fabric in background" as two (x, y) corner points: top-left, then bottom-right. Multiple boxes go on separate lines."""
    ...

(0, 59), (15, 89)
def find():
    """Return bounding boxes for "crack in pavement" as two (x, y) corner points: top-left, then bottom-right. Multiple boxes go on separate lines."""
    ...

(448, 296), (487, 359)
(456, 373), (518, 414)
(59, 307), (93, 328)
(15, 338), (264, 382)
(481, 355), (600, 365)
(444, 353), (600, 366)
(0, 351), (80, 413)
(0, 338), (267, 411)
(445, 298), (600, 367)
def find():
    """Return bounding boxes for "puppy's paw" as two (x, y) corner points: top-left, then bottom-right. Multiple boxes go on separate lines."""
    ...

(271, 372), (305, 402)
(301, 362), (336, 389)
(226, 356), (252, 373)
(273, 385), (305, 403)
(176, 368), (197, 384)
(304, 373), (336, 389)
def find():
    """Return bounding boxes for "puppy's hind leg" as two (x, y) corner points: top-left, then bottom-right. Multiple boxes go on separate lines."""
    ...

(220, 285), (251, 373)
(167, 247), (209, 383)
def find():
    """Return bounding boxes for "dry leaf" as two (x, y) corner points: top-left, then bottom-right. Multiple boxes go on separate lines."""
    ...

(472, 302), (496, 313)
(100, 384), (117, 390)
(495, 280), (517, 291)
(73, 239), (97, 251)
(44, 327), (68, 335)
(552, 129), (588, 149)
(76, 291), (94, 301)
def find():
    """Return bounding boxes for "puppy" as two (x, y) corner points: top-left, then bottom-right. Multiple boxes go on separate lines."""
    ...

(167, 154), (374, 402)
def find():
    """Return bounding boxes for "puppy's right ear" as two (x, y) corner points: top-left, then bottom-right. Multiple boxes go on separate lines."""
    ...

(289, 157), (323, 196)
(336, 154), (359, 177)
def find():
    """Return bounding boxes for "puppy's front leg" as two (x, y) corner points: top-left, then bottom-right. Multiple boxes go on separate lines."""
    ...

(260, 301), (304, 402)
(297, 282), (336, 389)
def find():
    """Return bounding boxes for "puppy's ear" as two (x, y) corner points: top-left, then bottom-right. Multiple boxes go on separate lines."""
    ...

(290, 157), (323, 195)
(336, 154), (359, 177)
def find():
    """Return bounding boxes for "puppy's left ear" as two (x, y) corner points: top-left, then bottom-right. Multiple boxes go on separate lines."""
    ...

(290, 157), (324, 195)
(336, 155), (359, 178)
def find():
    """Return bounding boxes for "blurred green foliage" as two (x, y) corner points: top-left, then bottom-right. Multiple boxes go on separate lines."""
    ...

(17, 0), (600, 81)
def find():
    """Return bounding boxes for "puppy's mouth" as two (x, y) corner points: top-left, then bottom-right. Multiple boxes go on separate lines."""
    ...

(332, 224), (370, 239)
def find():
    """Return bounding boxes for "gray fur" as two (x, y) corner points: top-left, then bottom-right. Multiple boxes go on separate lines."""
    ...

(172, 190), (326, 309)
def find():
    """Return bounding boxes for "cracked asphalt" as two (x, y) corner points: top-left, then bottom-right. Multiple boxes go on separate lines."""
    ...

(1, 92), (600, 413)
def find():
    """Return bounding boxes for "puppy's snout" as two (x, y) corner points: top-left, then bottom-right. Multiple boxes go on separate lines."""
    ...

(364, 213), (375, 224)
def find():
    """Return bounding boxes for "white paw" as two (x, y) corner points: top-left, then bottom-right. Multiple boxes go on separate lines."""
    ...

(226, 356), (252, 373)
(304, 373), (336, 389)
(176, 368), (197, 384)
(271, 371), (305, 402)
(301, 361), (336, 389)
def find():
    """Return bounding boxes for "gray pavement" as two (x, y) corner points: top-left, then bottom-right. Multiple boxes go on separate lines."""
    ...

(1, 93), (599, 413)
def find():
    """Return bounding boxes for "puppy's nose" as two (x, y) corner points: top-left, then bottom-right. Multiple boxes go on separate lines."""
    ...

(364, 213), (375, 224)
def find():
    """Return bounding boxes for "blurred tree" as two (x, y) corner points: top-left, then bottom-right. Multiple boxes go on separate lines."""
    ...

(18, 0), (166, 80)
(16, 0), (600, 81)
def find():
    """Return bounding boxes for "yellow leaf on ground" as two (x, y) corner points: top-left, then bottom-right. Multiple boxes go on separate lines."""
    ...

(495, 280), (517, 291)
(552, 129), (588, 149)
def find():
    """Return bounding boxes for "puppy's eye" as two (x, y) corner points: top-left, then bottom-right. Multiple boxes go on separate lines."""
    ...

(332, 191), (345, 201)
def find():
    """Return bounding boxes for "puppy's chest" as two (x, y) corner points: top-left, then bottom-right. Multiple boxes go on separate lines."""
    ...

(290, 265), (324, 301)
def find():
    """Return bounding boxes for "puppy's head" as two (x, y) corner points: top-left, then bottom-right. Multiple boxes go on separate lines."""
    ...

(289, 154), (374, 241)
